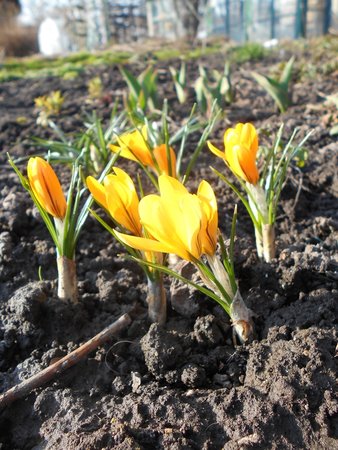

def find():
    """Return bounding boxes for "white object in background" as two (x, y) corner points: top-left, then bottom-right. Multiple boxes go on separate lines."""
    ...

(263, 38), (279, 48)
(38, 18), (63, 56)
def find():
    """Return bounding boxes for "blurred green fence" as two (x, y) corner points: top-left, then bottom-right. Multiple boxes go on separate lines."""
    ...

(205, 0), (334, 42)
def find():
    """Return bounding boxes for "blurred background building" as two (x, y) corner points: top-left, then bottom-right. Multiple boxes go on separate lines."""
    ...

(0, 0), (336, 57)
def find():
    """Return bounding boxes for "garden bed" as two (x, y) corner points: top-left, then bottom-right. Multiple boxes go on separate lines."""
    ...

(0, 38), (337, 449)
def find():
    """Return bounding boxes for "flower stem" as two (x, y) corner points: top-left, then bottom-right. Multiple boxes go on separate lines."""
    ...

(230, 290), (254, 343)
(262, 223), (275, 262)
(57, 256), (78, 303)
(146, 275), (167, 325)
(255, 227), (263, 259)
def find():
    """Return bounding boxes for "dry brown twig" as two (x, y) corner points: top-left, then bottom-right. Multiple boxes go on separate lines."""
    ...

(0, 313), (132, 409)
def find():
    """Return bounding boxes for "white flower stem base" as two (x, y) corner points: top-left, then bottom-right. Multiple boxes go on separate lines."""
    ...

(57, 256), (78, 303)
(262, 223), (275, 262)
(255, 228), (264, 259)
(255, 223), (276, 262)
(146, 276), (167, 325)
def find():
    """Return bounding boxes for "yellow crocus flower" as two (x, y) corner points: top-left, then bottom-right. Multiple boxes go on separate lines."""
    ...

(27, 157), (67, 219)
(208, 123), (259, 185)
(110, 126), (176, 177)
(87, 167), (142, 236)
(115, 175), (218, 262)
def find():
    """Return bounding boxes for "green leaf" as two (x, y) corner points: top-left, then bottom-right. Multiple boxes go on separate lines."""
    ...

(120, 66), (141, 99)
(280, 56), (295, 88)
(130, 256), (231, 315)
(251, 71), (288, 113)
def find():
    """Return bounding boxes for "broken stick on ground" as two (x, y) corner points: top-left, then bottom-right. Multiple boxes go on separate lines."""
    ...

(0, 312), (132, 409)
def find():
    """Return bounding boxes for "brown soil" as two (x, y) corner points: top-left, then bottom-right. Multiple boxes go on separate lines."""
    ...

(0, 41), (337, 449)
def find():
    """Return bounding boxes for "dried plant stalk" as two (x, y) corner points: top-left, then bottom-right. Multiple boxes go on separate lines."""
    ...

(0, 313), (132, 409)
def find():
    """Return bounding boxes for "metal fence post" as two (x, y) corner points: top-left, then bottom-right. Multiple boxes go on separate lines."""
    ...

(295, 0), (307, 38)
(270, 0), (275, 39)
(225, 0), (230, 36)
(324, 0), (332, 33)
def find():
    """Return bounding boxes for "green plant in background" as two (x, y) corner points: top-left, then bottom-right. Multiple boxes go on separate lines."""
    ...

(194, 63), (235, 116)
(120, 65), (159, 113)
(208, 122), (312, 262)
(251, 56), (295, 113)
(87, 76), (103, 101)
(34, 90), (64, 127)
(169, 61), (188, 104)
(229, 42), (267, 63)
(321, 92), (338, 136)
(29, 108), (127, 176)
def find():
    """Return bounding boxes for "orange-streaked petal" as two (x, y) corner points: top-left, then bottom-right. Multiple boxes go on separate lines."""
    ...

(225, 144), (249, 181)
(223, 123), (259, 184)
(237, 145), (259, 184)
(153, 144), (177, 177)
(27, 157), (67, 219)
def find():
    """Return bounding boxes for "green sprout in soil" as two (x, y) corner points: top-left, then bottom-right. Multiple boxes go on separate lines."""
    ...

(251, 56), (295, 113)
(120, 65), (159, 113)
(194, 62), (235, 116)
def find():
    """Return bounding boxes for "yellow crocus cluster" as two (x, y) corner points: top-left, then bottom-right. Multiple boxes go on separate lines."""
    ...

(208, 123), (259, 185)
(110, 126), (177, 177)
(115, 175), (218, 262)
(27, 157), (67, 219)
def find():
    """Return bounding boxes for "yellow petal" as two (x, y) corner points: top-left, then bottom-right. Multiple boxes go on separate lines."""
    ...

(139, 193), (197, 261)
(109, 143), (139, 162)
(104, 169), (141, 236)
(86, 176), (108, 209)
(27, 157), (67, 219)
(158, 173), (189, 198)
(207, 141), (226, 160)
(111, 127), (153, 166)
(115, 230), (174, 255)
(197, 180), (218, 255)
